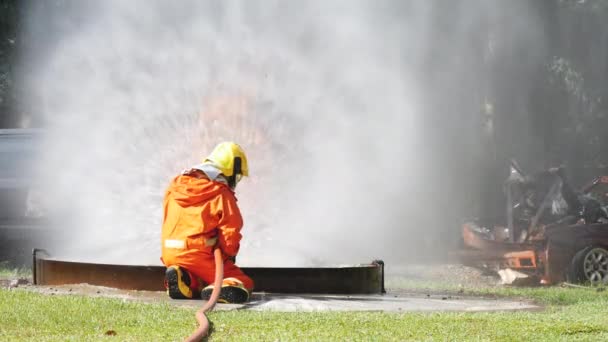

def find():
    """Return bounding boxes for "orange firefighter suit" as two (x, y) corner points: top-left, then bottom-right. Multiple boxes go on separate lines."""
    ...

(160, 170), (254, 291)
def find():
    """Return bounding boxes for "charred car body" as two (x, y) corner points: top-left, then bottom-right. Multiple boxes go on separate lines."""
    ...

(461, 162), (608, 284)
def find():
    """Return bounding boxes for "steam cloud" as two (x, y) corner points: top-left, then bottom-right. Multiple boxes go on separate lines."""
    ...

(20, 1), (544, 266)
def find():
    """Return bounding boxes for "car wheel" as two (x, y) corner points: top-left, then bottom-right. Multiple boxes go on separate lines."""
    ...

(568, 246), (608, 284)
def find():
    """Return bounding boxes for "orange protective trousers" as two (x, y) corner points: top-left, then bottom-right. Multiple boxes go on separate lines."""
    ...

(161, 171), (254, 291)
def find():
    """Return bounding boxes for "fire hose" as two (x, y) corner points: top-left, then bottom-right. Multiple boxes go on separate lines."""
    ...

(184, 247), (224, 342)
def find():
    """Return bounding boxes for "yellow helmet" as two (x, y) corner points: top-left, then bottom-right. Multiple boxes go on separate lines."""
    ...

(204, 142), (249, 179)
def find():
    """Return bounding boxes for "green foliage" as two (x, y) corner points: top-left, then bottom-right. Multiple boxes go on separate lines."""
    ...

(559, 0), (608, 12)
(0, 0), (17, 127)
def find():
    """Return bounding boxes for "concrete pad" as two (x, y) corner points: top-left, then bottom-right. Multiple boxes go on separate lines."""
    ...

(241, 292), (538, 312)
(21, 284), (539, 312)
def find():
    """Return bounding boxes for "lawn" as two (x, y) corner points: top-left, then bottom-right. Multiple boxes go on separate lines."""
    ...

(1, 284), (608, 341)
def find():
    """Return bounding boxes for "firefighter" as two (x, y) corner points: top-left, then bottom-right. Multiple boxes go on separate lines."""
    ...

(161, 142), (253, 303)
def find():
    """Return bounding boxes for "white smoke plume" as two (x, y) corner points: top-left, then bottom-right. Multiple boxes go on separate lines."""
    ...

(20, 1), (545, 266)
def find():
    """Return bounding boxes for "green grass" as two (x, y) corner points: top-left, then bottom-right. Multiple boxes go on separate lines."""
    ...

(2, 286), (608, 341)
(465, 284), (608, 305)
(387, 276), (608, 305)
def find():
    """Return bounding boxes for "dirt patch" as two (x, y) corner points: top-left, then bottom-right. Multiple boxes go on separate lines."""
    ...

(21, 283), (242, 310)
(387, 263), (501, 288)
(16, 283), (540, 313)
(0, 277), (30, 289)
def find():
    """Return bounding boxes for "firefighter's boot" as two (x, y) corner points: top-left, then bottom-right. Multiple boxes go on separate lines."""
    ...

(200, 277), (250, 304)
(165, 265), (196, 299)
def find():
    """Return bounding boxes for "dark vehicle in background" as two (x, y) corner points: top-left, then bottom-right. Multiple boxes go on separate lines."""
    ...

(0, 129), (45, 265)
(0, 129), (41, 219)
(460, 161), (608, 285)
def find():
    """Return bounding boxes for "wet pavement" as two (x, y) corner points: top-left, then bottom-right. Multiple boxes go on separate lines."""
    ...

(20, 283), (539, 312)
(243, 292), (538, 312)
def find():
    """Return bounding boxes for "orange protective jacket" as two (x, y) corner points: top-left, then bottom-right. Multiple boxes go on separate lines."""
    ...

(161, 172), (243, 267)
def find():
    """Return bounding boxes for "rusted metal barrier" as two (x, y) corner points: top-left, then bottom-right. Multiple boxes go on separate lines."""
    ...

(33, 249), (385, 294)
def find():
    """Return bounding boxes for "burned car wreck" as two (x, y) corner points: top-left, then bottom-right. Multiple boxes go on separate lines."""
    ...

(461, 162), (608, 284)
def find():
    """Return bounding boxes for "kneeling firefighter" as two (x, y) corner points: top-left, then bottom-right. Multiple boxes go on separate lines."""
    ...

(161, 142), (253, 303)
